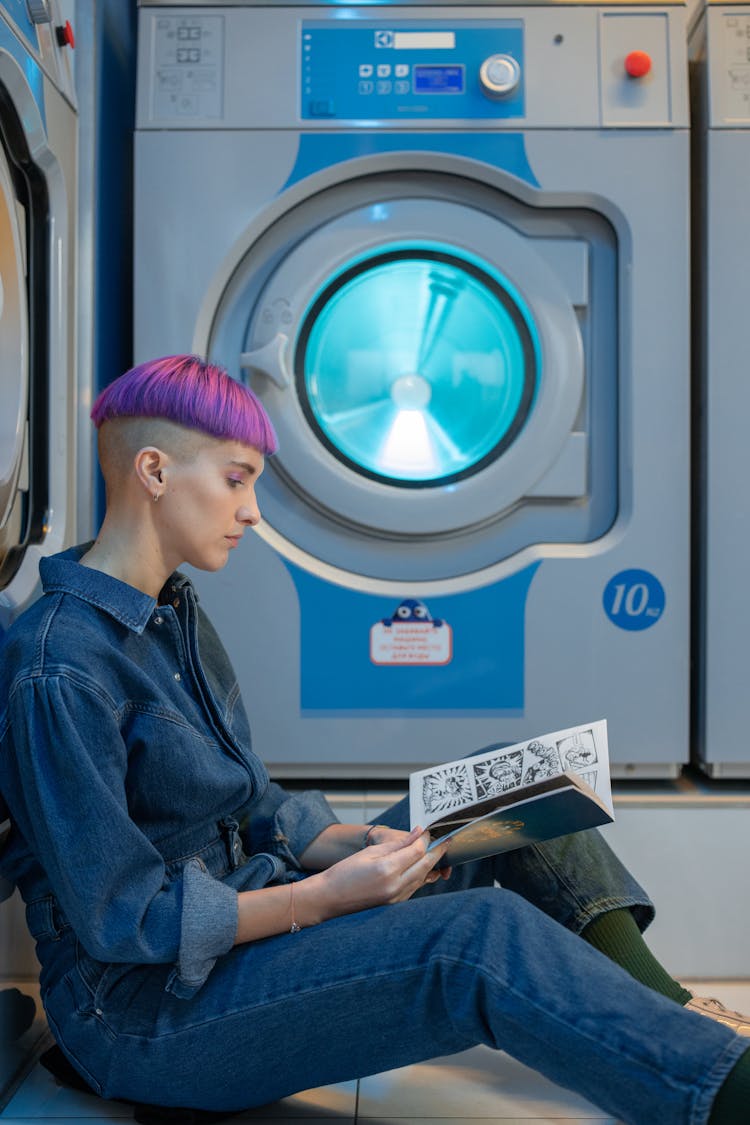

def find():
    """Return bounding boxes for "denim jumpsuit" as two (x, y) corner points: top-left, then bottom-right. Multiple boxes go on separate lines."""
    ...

(0, 546), (745, 1125)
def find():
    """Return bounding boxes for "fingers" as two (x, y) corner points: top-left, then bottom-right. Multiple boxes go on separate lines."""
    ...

(402, 835), (451, 889)
(367, 825), (423, 854)
(363, 828), (451, 901)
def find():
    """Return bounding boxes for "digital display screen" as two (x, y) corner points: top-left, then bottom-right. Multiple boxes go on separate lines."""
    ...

(393, 32), (455, 50)
(413, 65), (464, 94)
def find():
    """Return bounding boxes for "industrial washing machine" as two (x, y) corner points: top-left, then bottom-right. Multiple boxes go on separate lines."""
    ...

(0, 0), (78, 631)
(134, 0), (691, 778)
(690, 0), (750, 777)
(0, 0), (78, 1089)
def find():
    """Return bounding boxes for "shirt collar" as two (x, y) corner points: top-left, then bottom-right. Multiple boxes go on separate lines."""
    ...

(39, 544), (193, 635)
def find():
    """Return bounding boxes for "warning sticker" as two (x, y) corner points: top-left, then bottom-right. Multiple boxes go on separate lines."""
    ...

(370, 599), (453, 666)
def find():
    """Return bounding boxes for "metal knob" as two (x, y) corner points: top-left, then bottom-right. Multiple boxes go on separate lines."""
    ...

(479, 54), (521, 99)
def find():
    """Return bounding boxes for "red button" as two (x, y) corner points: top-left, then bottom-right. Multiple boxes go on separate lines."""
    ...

(56, 20), (75, 49)
(625, 50), (651, 78)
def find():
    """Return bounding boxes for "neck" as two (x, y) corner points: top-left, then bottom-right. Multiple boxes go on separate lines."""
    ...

(79, 512), (175, 600)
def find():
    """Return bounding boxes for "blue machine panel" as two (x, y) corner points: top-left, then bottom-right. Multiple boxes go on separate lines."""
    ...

(0, 12), (44, 122)
(0, 1), (37, 48)
(302, 21), (524, 120)
(288, 560), (540, 713)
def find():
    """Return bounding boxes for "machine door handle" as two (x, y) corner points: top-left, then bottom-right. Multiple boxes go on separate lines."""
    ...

(239, 333), (291, 389)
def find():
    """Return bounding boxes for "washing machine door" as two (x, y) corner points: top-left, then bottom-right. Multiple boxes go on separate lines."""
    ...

(207, 171), (615, 585)
(292, 247), (535, 488)
(0, 33), (77, 624)
(0, 126), (29, 590)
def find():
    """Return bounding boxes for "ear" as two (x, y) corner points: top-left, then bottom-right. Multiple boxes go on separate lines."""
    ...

(134, 446), (169, 501)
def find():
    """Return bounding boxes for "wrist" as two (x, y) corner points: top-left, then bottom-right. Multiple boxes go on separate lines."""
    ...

(362, 823), (388, 848)
(294, 872), (329, 927)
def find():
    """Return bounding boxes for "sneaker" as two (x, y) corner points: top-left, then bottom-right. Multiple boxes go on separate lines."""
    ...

(685, 996), (750, 1036)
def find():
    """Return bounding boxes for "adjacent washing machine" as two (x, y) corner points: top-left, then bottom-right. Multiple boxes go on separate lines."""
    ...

(0, 0), (78, 631)
(135, 1), (691, 778)
(690, 0), (750, 777)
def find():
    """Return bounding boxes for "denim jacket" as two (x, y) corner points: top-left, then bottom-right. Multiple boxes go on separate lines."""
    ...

(0, 545), (338, 998)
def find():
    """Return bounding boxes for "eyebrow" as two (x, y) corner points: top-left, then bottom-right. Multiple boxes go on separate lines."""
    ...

(227, 460), (259, 476)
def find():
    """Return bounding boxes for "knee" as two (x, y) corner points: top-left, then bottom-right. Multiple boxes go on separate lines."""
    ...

(430, 886), (541, 952)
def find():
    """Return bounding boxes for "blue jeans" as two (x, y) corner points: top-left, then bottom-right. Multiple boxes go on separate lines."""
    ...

(36, 800), (746, 1125)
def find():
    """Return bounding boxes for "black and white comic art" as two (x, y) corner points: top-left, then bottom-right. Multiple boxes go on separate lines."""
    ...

(409, 720), (611, 830)
(421, 763), (473, 815)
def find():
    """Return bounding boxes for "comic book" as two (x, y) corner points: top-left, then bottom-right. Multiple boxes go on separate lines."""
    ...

(409, 720), (614, 866)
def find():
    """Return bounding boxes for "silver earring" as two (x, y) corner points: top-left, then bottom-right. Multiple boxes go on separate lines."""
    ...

(153, 492), (160, 503)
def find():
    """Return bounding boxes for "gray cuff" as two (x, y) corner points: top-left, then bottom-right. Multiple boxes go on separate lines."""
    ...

(271, 790), (340, 867)
(165, 858), (238, 999)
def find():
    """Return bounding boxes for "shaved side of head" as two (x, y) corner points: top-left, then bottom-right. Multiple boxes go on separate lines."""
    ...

(97, 418), (212, 498)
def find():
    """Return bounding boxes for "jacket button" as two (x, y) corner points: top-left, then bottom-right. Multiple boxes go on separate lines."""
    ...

(174, 672), (181, 682)
(154, 615), (163, 625)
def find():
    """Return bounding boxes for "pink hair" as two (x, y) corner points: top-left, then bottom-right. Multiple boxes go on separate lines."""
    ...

(91, 355), (278, 455)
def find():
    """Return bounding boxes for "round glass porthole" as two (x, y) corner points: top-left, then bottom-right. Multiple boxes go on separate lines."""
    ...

(295, 249), (537, 487)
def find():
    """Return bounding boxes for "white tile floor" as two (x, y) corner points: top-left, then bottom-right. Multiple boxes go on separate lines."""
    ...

(1, 982), (748, 1125)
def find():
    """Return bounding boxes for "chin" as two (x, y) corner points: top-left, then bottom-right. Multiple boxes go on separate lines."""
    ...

(187, 552), (230, 573)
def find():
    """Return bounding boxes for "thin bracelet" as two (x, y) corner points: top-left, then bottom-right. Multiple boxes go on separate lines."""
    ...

(362, 823), (387, 848)
(289, 881), (301, 933)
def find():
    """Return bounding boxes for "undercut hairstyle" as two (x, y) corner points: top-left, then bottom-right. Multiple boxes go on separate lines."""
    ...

(91, 355), (278, 455)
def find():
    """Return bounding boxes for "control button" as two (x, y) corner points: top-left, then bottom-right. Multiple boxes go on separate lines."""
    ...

(376, 64), (391, 78)
(309, 98), (335, 116)
(395, 80), (410, 95)
(55, 19), (75, 48)
(395, 64), (409, 78)
(479, 53), (521, 98)
(376, 80), (392, 95)
(358, 64), (373, 78)
(624, 50), (652, 78)
(358, 80), (374, 95)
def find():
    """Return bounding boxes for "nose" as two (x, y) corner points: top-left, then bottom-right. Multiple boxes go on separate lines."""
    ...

(237, 498), (260, 527)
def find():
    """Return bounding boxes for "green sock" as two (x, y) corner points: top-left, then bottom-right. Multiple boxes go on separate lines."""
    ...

(708, 1047), (750, 1125)
(581, 907), (692, 1006)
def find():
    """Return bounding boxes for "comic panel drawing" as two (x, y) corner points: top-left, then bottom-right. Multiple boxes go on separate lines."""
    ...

(473, 750), (524, 800)
(521, 739), (563, 785)
(557, 728), (598, 774)
(576, 769), (599, 791)
(422, 763), (473, 814)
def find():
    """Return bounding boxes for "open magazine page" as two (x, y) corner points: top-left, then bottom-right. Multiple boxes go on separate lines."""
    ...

(409, 720), (612, 832)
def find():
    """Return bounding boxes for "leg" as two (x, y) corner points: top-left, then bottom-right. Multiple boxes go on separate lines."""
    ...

(44, 889), (747, 1124)
(376, 794), (654, 931)
(376, 795), (691, 1006)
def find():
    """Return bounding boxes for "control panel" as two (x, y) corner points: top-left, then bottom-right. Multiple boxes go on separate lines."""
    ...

(136, 6), (689, 131)
(301, 22), (524, 121)
(721, 10), (750, 121)
(150, 13), (224, 119)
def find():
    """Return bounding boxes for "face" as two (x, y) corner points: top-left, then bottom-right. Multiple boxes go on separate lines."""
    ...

(159, 439), (265, 572)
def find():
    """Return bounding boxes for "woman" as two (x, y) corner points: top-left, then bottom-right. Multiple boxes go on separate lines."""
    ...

(0, 355), (748, 1124)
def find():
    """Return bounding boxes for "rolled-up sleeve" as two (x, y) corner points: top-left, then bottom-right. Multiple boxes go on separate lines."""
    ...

(247, 782), (340, 868)
(167, 858), (238, 998)
(6, 674), (236, 995)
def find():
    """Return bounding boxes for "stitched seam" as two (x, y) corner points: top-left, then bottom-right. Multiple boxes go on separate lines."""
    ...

(42, 583), (151, 632)
(10, 670), (118, 712)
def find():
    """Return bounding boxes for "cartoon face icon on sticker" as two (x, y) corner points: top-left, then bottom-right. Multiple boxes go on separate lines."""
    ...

(381, 599), (444, 628)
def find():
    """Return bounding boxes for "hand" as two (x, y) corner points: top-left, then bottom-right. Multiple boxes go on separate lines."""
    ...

(365, 825), (452, 885)
(305, 826), (452, 923)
